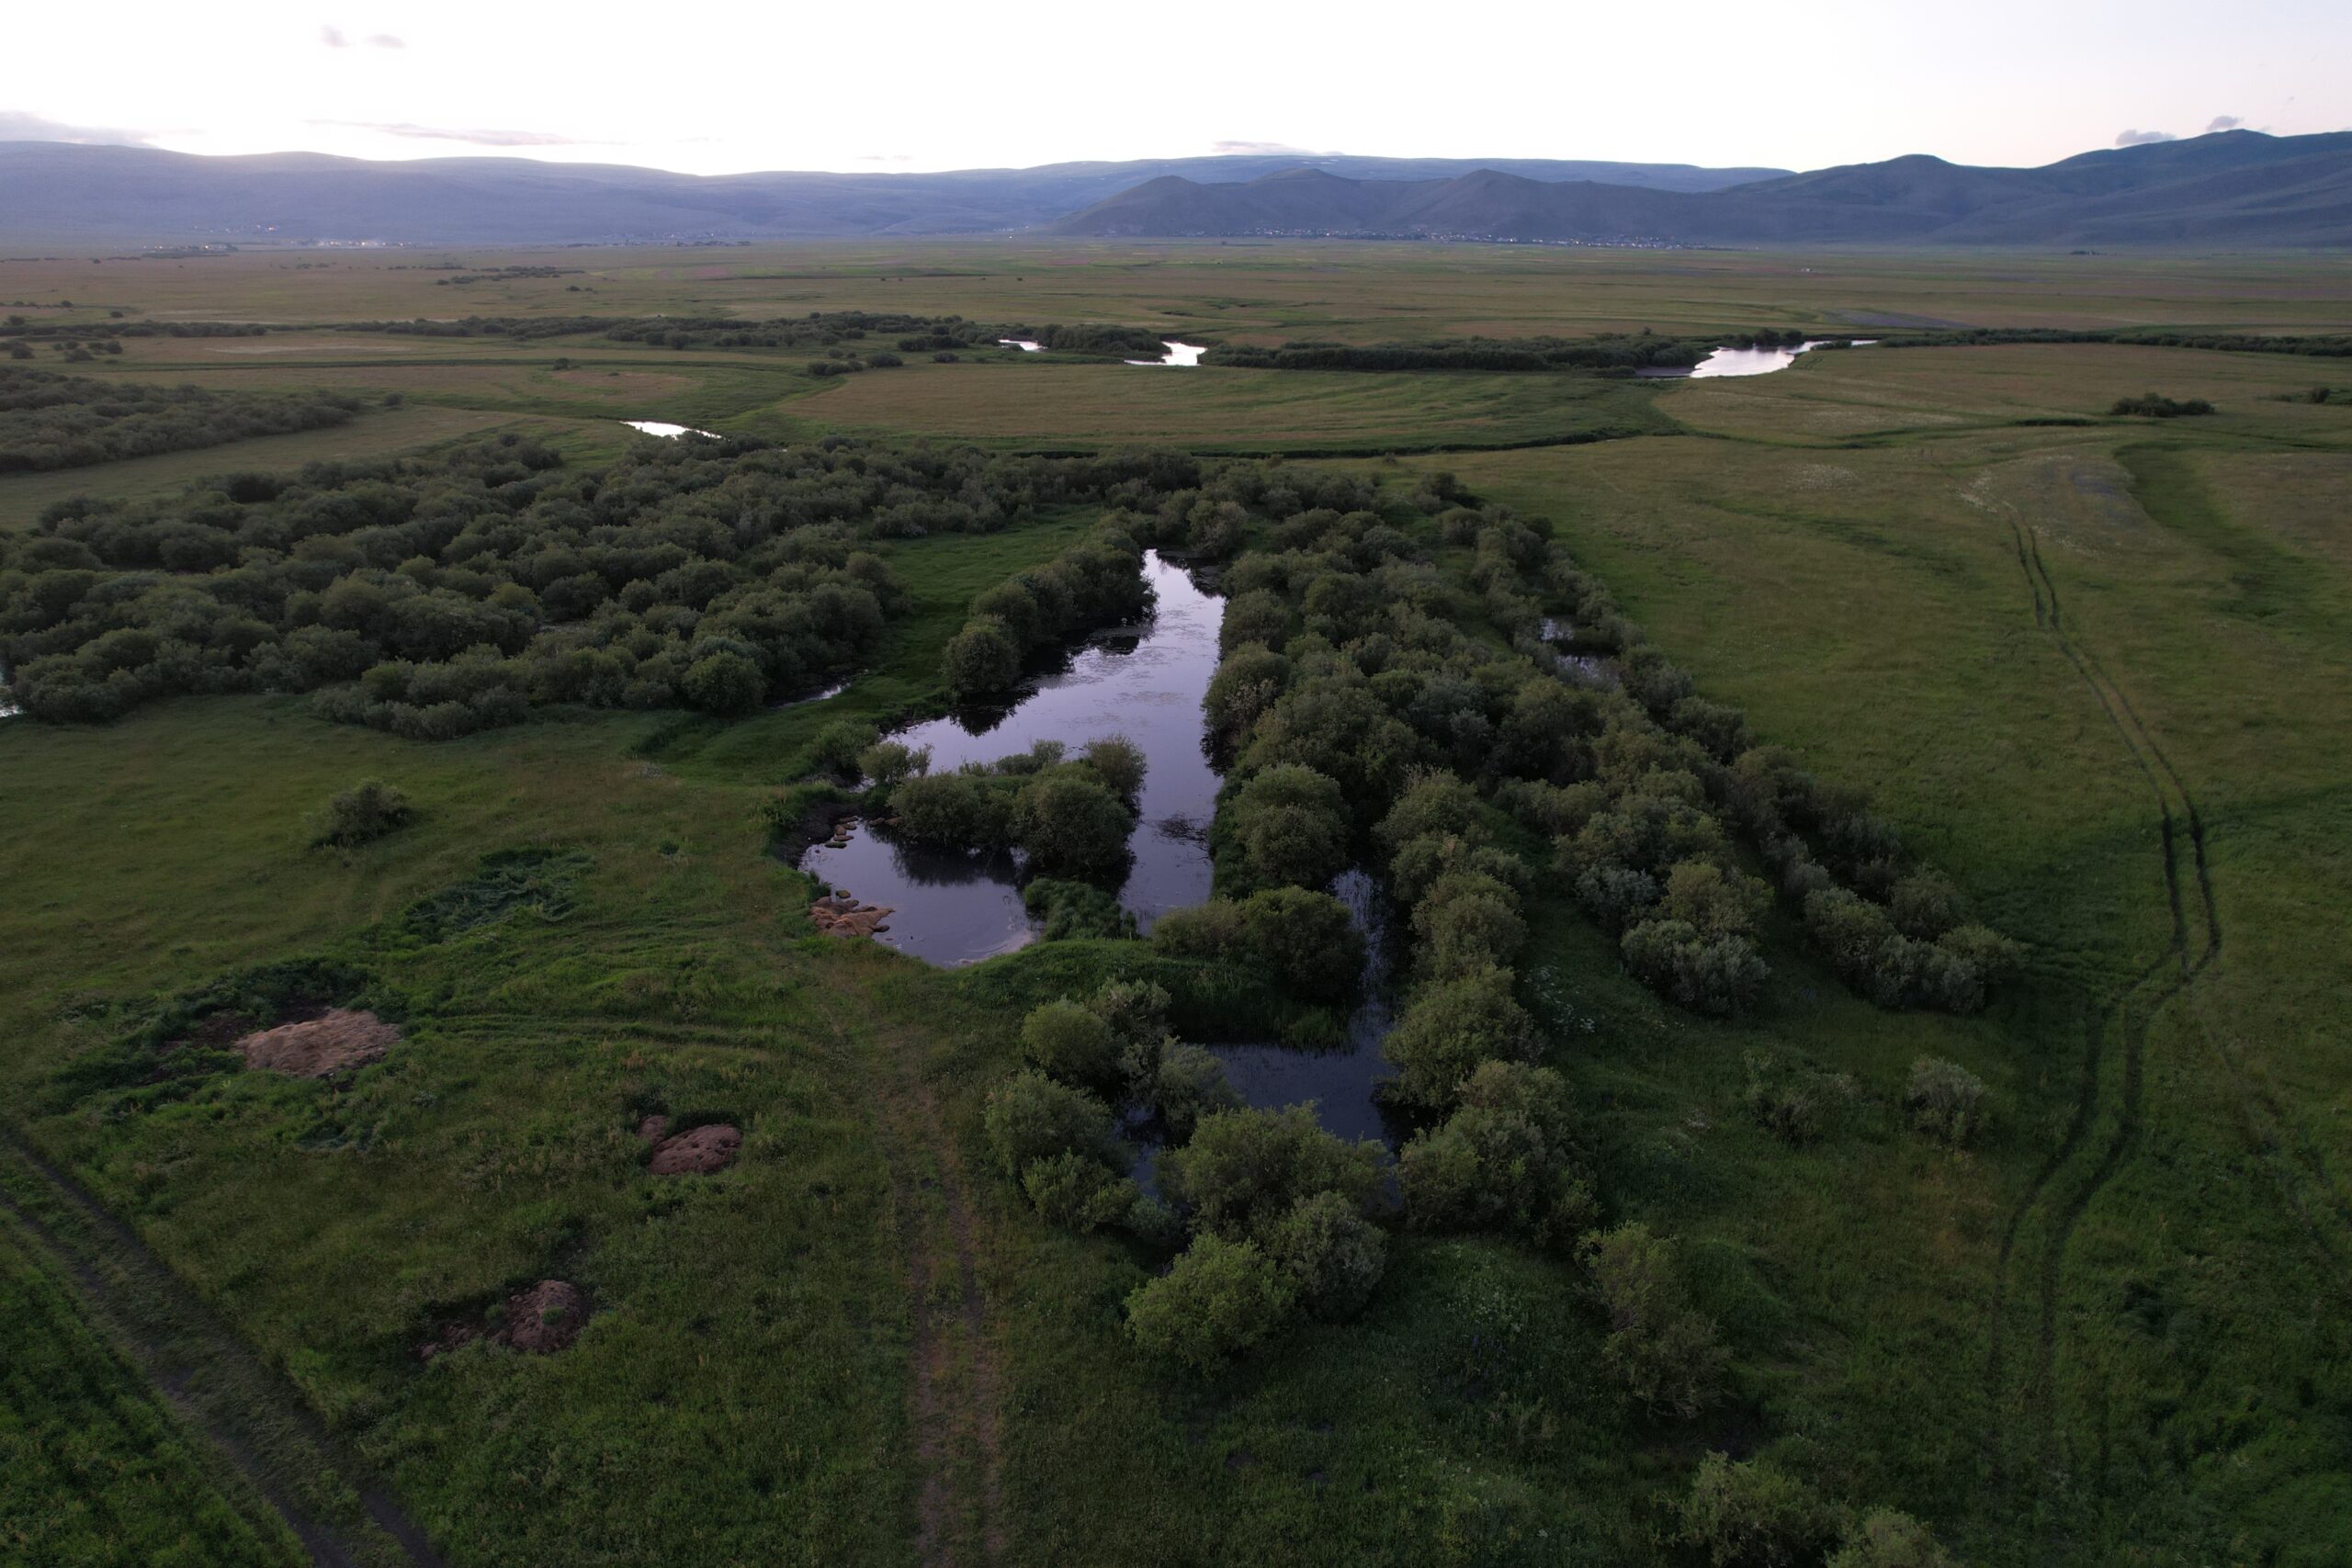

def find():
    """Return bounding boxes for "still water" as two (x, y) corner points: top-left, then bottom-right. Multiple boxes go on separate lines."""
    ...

(798, 550), (1225, 964)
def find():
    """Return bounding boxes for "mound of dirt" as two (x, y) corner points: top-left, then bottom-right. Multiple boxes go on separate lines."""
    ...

(502, 1280), (588, 1353)
(648, 1123), (741, 1175)
(810, 892), (895, 939)
(636, 1113), (670, 1145)
(235, 1009), (399, 1077)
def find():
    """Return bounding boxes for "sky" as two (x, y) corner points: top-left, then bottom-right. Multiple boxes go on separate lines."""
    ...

(6, 0), (2348, 176)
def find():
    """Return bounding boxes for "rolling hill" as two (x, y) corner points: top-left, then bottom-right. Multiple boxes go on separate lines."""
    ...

(1049, 130), (2352, 246)
(0, 145), (1782, 244)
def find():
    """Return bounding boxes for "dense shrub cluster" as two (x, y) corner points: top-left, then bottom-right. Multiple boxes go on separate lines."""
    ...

(887, 737), (1146, 882)
(1202, 332), (1707, 373)
(940, 521), (1153, 698)
(1150, 886), (1363, 1002)
(1014, 323), (1174, 358)
(2109, 390), (2214, 417)
(311, 778), (412, 848)
(0, 436), (1222, 735)
(0, 366), (359, 473)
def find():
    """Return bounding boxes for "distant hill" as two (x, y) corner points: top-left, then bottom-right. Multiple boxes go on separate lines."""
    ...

(0, 145), (1783, 244)
(1051, 130), (2352, 247)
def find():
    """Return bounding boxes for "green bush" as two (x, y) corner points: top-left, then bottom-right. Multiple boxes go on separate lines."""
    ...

(1410, 872), (1526, 980)
(1261, 1190), (1386, 1322)
(1124, 1235), (1298, 1371)
(1018, 999), (1122, 1092)
(1905, 1056), (1988, 1147)
(858, 739), (931, 787)
(1400, 1062), (1592, 1249)
(1383, 967), (1540, 1111)
(983, 1069), (1123, 1179)
(683, 649), (767, 715)
(1679, 1453), (1834, 1568)
(810, 716), (879, 773)
(1148, 1042), (1239, 1138)
(1161, 1105), (1385, 1242)
(1080, 735), (1146, 799)
(313, 778), (412, 847)
(1238, 886), (1363, 1001)
(1584, 1223), (1727, 1416)
(942, 616), (1022, 697)
(1826, 1509), (1958, 1568)
(1021, 1152), (1140, 1233)
(1227, 763), (1351, 890)
(1022, 879), (1136, 942)
(1016, 772), (1135, 879)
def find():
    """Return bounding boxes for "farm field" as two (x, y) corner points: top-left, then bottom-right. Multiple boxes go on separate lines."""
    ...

(2, 240), (2349, 1566)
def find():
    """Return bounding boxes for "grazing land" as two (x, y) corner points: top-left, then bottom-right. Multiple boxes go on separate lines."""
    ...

(1, 238), (2348, 1567)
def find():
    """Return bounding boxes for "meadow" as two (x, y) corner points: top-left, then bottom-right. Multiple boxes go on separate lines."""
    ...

(1, 238), (2347, 1565)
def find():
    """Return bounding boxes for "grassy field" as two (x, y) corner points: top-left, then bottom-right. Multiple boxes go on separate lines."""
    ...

(2, 243), (2349, 1565)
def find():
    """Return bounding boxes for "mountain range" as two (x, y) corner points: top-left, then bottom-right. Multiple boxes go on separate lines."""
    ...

(1052, 131), (2352, 247)
(2, 131), (2346, 248)
(0, 146), (1779, 244)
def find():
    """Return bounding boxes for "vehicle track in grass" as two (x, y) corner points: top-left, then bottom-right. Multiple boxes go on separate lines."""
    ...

(0, 1127), (443, 1568)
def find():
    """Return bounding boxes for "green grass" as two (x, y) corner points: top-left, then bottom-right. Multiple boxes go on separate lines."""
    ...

(5, 251), (2352, 1565)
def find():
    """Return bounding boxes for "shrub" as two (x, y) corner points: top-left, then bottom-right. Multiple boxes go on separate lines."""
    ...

(1149, 899), (1248, 959)
(1679, 1454), (1835, 1568)
(982, 1069), (1123, 1179)
(810, 716), (879, 773)
(1584, 1223), (1727, 1416)
(1022, 1152), (1139, 1233)
(1204, 643), (1291, 744)
(1905, 1056), (1988, 1146)
(942, 615), (1021, 697)
(1015, 771), (1136, 880)
(1023, 878), (1136, 942)
(1826, 1510), (1959, 1568)
(1410, 872), (1526, 980)
(1261, 1190), (1386, 1322)
(1384, 967), (1540, 1111)
(1161, 1105), (1385, 1242)
(1400, 1062), (1591, 1249)
(1148, 1043), (1240, 1138)
(1238, 886), (1363, 1001)
(1124, 1235), (1297, 1372)
(1886, 870), (1963, 939)
(858, 739), (930, 788)
(683, 649), (766, 714)
(1739, 1051), (1838, 1145)
(1620, 919), (1768, 1016)
(893, 772), (1015, 852)
(1080, 735), (1146, 799)
(2109, 391), (2213, 418)
(1019, 999), (1122, 1091)
(313, 779), (412, 847)
(1228, 763), (1351, 890)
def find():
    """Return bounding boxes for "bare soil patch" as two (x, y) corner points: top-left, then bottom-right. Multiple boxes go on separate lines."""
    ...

(647, 1123), (741, 1175)
(234, 1009), (399, 1077)
(419, 1280), (589, 1360)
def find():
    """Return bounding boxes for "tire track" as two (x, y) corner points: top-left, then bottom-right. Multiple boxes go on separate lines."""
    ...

(0, 1129), (442, 1568)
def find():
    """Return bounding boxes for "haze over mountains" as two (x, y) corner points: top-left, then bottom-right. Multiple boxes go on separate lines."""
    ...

(3, 130), (2346, 247)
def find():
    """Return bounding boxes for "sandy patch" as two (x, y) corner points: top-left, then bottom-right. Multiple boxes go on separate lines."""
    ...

(647, 1123), (742, 1175)
(234, 1009), (399, 1077)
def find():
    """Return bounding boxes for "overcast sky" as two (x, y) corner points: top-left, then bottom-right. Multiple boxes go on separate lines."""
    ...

(7, 0), (2347, 175)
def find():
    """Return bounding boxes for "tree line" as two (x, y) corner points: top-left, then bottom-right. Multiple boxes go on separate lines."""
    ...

(0, 366), (361, 474)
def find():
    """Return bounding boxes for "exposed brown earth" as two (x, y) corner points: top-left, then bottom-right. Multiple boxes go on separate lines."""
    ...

(810, 891), (895, 940)
(234, 1009), (400, 1077)
(419, 1279), (589, 1360)
(646, 1123), (741, 1175)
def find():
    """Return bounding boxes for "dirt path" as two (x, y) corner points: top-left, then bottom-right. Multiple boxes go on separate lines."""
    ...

(1973, 474), (2352, 1512)
(0, 1128), (444, 1568)
(835, 1005), (1009, 1568)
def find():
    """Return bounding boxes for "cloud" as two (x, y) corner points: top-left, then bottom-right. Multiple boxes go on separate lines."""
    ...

(2204, 115), (2244, 133)
(321, 23), (349, 46)
(1210, 140), (1319, 156)
(310, 119), (595, 148)
(0, 110), (154, 146)
(2113, 128), (2176, 147)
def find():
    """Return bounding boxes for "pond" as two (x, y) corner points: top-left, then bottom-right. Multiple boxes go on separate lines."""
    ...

(1125, 341), (1208, 367)
(798, 549), (1226, 964)
(1637, 339), (1877, 379)
(997, 338), (1044, 353)
(621, 420), (721, 438)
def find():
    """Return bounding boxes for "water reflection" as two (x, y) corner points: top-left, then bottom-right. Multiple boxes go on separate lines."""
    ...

(1125, 341), (1208, 367)
(797, 550), (1224, 963)
(621, 420), (721, 438)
